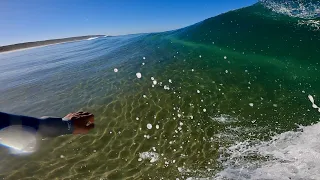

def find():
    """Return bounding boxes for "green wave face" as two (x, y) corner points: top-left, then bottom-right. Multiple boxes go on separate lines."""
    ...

(171, 1), (320, 62)
(0, 1), (320, 180)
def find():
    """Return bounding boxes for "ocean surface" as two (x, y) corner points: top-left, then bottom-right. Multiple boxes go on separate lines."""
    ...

(0, 1), (319, 179)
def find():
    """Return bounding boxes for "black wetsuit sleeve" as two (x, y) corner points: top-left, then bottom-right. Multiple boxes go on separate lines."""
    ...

(0, 112), (73, 137)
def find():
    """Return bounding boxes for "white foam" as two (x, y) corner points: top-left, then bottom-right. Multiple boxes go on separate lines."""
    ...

(210, 114), (237, 123)
(139, 152), (159, 163)
(216, 120), (320, 180)
(298, 20), (320, 31)
(214, 97), (320, 179)
(86, 37), (98, 40)
(136, 72), (142, 79)
(260, 0), (320, 19)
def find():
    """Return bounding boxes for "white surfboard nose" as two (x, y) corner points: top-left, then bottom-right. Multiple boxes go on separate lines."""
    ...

(0, 125), (39, 155)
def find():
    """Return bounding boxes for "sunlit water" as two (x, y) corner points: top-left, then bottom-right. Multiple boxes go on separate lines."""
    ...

(0, 1), (320, 180)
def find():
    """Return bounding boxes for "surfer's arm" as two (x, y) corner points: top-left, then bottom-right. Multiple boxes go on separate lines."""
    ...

(0, 112), (73, 137)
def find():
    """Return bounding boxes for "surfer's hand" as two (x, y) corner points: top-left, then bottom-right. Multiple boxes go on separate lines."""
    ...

(63, 112), (95, 134)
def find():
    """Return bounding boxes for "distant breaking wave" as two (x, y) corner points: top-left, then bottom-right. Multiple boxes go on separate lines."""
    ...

(87, 37), (98, 41)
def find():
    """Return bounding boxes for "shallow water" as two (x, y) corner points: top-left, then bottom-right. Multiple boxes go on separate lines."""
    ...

(0, 1), (320, 180)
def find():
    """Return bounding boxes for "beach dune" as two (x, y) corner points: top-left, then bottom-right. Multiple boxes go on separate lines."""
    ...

(0, 35), (104, 53)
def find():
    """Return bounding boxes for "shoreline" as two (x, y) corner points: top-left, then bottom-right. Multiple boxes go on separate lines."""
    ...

(0, 39), (86, 54)
(0, 35), (104, 54)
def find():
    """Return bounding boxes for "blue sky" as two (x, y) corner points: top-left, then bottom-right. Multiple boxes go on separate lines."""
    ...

(0, 0), (257, 46)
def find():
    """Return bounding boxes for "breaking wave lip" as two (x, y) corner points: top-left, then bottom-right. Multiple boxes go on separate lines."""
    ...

(259, 0), (320, 19)
(298, 19), (320, 31)
(87, 37), (98, 41)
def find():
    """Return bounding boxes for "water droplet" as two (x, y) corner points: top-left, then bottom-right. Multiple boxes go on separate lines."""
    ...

(136, 72), (142, 79)
(308, 95), (315, 104)
(153, 80), (157, 85)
